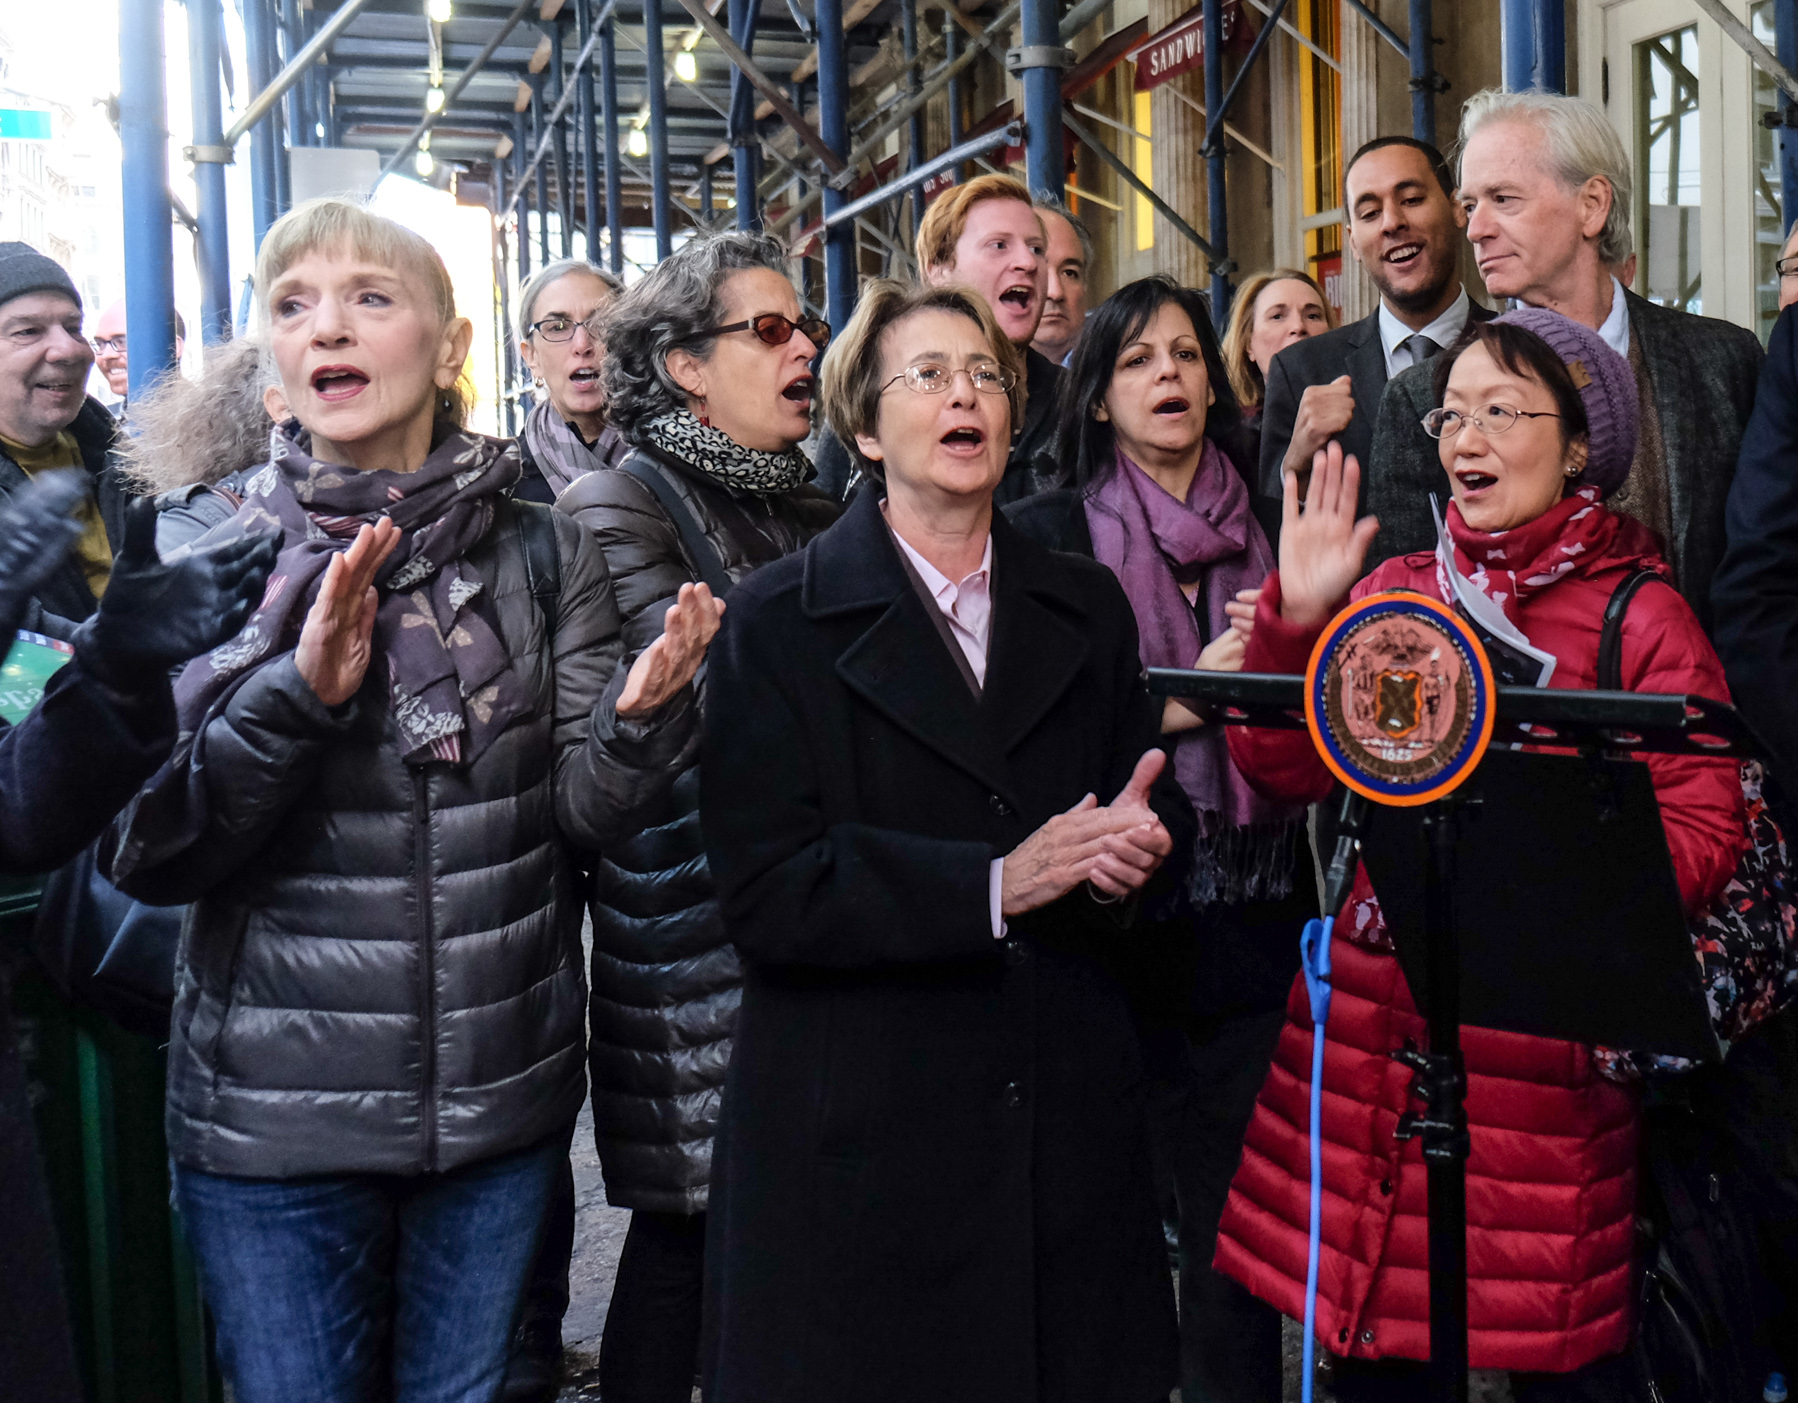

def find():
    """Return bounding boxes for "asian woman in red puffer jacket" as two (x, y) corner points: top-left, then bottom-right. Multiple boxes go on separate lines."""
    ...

(1215, 308), (1750, 1402)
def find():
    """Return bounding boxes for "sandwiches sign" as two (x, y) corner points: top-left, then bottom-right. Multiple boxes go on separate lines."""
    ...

(1127, 1), (1254, 91)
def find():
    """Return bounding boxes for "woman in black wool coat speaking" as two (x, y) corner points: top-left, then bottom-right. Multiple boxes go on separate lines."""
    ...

(698, 279), (1193, 1403)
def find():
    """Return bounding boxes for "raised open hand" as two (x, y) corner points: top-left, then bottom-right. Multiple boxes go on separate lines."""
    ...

(295, 520), (400, 706)
(0, 470), (87, 646)
(616, 582), (726, 719)
(1277, 439), (1379, 631)
(77, 496), (281, 681)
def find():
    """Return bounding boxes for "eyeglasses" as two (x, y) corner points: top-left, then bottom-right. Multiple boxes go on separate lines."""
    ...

(528, 313), (604, 343)
(92, 335), (127, 353)
(697, 312), (832, 351)
(1421, 403), (1564, 439)
(1779, 256), (1798, 281)
(880, 362), (1017, 396)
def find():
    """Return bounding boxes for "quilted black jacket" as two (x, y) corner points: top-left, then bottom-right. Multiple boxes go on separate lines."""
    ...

(106, 501), (698, 1178)
(555, 448), (839, 1212)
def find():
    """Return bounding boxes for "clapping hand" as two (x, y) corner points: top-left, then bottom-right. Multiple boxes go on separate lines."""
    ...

(1000, 750), (1173, 915)
(78, 496), (281, 682)
(616, 582), (726, 719)
(295, 520), (401, 706)
(0, 470), (88, 647)
(1277, 440), (1379, 630)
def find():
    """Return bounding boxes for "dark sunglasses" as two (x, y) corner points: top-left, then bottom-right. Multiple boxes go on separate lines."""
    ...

(698, 312), (831, 351)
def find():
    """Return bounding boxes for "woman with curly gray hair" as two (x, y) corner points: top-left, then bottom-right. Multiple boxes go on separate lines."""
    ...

(555, 230), (839, 1403)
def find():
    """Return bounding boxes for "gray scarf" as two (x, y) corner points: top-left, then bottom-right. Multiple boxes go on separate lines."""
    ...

(639, 408), (812, 495)
(521, 399), (630, 499)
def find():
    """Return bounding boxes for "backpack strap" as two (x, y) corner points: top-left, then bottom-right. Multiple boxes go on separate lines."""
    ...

(1596, 567), (1668, 692)
(513, 499), (563, 638)
(619, 454), (734, 598)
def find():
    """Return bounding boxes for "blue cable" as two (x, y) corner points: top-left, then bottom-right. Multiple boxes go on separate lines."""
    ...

(1299, 914), (1334, 1403)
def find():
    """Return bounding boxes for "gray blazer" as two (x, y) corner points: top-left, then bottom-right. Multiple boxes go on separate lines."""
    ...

(1365, 290), (1762, 627)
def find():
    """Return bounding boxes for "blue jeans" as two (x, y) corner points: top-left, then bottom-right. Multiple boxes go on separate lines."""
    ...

(172, 1135), (562, 1403)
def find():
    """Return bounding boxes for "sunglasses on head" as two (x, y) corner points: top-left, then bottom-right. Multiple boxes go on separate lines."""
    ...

(697, 312), (832, 351)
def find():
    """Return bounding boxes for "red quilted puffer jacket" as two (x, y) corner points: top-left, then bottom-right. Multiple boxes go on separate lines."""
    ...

(1214, 503), (1747, 1372)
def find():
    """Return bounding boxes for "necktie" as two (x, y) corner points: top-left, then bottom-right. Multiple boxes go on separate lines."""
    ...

(1404, 333), (1441, 368)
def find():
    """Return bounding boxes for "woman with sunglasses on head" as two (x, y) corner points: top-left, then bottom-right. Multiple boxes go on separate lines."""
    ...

(554, 231), (840, 1403)
(514, 259), (629, 504)
(1213, 309), (1753, 1398)
(699, 279), (1190, 1403)
(1006, 275), (1313, 1403)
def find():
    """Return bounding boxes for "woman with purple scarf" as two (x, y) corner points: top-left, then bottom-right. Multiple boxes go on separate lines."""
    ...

(102, 200), (721, 1403)
(1007, 274), (1314, 1403)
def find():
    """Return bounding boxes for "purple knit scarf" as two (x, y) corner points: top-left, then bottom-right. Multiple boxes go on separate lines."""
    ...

(1086, 441), (1296, 904)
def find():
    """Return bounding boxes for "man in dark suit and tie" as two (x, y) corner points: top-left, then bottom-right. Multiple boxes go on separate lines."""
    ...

(1258, 137), (1493, 504)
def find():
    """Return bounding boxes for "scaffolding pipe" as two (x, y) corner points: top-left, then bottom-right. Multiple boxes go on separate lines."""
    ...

(823, 123), (1021, 231)
(1201, 0), (1288, 157)
(1409, 0), (1436, 143)
(816, 0), (855, 330)
(224, 0), (375, 147)
(1691, 0), (1798, 100)
(376, 0), (536, 182)
(1781, 0), (1798, 234)
(187, 0), (231, 345)
(1501, 0), (1564, 93)
(1062, 111), (1219, 261)
(578, 0), (603, 259)
(1343, 0), (1408, 59)
(901, 0), (924, 236)
(121, 0), (178, 394)
(601, 15), (625, 272)
(548, 21), (574, 257)
(646, 0), (673, 258)
(944, 8), (962, 179)
(1016, 0), (1068, 198)
(515, 107), (533, 282)
(244, 0), (280, 244)
(532, 80), (551, 262)
(1203, 0), (1231, 318)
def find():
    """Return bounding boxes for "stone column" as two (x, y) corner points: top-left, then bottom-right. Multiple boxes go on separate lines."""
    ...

(1149, 0), (1210, 288)
(1336, 0), (1381, 321)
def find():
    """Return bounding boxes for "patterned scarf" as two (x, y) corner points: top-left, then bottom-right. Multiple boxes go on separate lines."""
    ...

(175, 421), (530, 767)
(639, 408), (811, 495)
(1433, 486), (1668, 624)
(1086, 442), (1298, 906)
(521, 398), (630, 499)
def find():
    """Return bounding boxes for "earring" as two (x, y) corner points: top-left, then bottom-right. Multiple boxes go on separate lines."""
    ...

(697, 397), (711, 428)
(1564, 464), (1581, 477)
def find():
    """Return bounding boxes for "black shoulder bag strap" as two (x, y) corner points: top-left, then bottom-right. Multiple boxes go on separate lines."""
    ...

(513, 499), (563, 638)
(620, 454), (734, 598)
(1596, 568), (1667, 691)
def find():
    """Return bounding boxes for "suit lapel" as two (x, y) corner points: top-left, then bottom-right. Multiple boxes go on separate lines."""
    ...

(1344, 311), (1390, 420)
(981, 514), (1092, 757)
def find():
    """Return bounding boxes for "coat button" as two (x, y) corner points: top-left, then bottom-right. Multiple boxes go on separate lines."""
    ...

(1359, 1330), (1375, 1345)
(1003, 1081), (1023, 1109)
(1005, 940), (1027, 966)
(1380, 1179), (1393, 1196)
(989, 794), (1013, 817)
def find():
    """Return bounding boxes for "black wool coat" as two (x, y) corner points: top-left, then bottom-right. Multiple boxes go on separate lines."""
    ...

(698, 489), (1181, 1403)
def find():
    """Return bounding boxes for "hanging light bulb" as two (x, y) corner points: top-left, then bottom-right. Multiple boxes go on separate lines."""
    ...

(415, 149), (436, 177)
(426, 85), (445, 113)
(673, 50), (697, 83)
(627, 127), (648, 157)
(427, 0), (453, 23)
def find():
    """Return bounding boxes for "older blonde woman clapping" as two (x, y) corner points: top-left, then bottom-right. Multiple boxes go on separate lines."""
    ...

(699, 280), (1187, 1403)
(106, 199), (721, 1403)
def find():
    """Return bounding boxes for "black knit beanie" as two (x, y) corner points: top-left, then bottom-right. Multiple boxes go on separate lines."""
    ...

(0, 242), (80, 312)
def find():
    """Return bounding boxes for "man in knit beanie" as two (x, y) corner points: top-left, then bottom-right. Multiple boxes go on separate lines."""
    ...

(1361, 91), (1762, 632)
(0, 241), (128, 634)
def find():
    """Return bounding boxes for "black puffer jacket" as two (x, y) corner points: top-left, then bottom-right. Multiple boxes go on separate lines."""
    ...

(106, 500), (698, 1178)
(556, 447), (839, 1212)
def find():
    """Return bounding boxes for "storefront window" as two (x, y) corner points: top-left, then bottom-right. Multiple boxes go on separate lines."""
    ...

(1634, 24), (1702, 314)
(1753, 2), (1785, 342)
(1296, 0), (1340, 305)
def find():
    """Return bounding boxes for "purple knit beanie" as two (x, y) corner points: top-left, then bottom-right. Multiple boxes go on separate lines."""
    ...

(1487, 306), (1638, 498)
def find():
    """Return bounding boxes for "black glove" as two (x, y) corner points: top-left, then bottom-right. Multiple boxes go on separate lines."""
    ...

(0, 470), (89, 649)
(76, 496), (280, 687)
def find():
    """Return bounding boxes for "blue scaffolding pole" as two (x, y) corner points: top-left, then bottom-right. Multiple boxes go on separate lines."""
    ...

(1409, 0), (1438, 144)
(1779, 0), (1798, 234)
(600, 12), (625, 272)
(1014, 0), (1068, 198)
(729, 0), (761, 229)
(531, 77), (552, 263)
(187, 0), (231, 345)
(816, 0), (854, 331)
(120, 0), (177, 393)
(243, 0), (281, 246)
(1501, 0), (1565, 93)
(548, 18), (574, 257)
(1203, 0), (1231, 319)
(515, 106), (534, 281)
(578, 0), (604, 259)
(646, 0), (674, 258)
